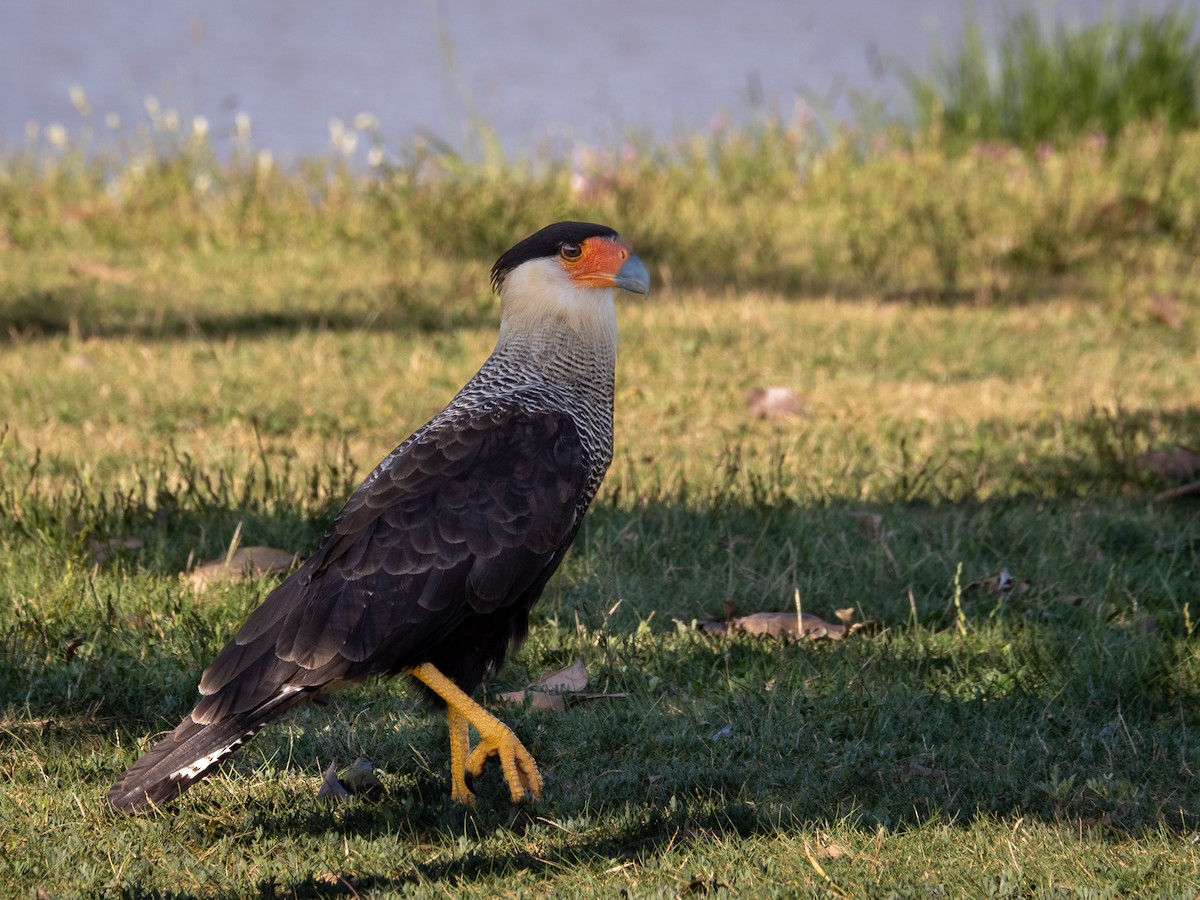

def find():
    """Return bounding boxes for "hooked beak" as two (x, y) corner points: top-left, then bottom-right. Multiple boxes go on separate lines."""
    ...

(612, 254), (651, 296)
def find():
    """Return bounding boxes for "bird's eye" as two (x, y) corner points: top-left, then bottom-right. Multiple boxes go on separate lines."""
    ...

(560, 242), (583, 261)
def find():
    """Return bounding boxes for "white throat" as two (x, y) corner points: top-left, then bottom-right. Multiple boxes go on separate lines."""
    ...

(495, 256), (619, 366)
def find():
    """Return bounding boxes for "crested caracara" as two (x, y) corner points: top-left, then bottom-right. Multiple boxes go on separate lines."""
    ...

(107, 221), (650, 813)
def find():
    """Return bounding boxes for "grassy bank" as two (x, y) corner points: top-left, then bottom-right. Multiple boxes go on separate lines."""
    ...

(3, 25), (1200, 897)
(4, 102), (1200, 316)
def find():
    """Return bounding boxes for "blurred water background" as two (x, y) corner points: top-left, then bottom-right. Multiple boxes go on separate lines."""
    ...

(1, 0), (1189, 162)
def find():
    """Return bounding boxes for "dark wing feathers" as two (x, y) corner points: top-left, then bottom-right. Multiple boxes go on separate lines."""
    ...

(193, 398), (589, 723)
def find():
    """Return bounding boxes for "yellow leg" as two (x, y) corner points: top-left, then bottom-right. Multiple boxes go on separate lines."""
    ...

(446, 706), (474, 804)
(407, 663), (543, 804)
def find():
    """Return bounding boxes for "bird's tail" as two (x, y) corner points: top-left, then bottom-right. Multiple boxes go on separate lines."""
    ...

(107, 690), (308, 813)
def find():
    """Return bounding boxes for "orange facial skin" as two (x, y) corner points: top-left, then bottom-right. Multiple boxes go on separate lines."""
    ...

(562, 236), (634, 287)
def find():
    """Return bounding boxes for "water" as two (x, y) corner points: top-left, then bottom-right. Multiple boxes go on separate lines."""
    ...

(1, 0), (1187, 162)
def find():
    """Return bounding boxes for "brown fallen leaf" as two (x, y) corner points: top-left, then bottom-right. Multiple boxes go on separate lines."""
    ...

(499, 690), (567, 713)
(68, 259), (137, 284)
(316, 757), (379, 802)
(731, 611), (848, 640)
(745, 386), (804, 419)
(341, 756), (381, 794)
(1155, 479), (1200, 502)
(316, 761), (350, 802)
(496, 657), (609, 713)
(533, 656), (589, 693)
(814, 842), (850, 860)
(965, 567), (1030, 597)
(1135, 447), (1200, 481)
(1144, 294), (1183, 331)
(851, 512), (883, 541)
(903, 761), (946, 779)
(184, 546), (300, 593)
(694, 609), (880, 640)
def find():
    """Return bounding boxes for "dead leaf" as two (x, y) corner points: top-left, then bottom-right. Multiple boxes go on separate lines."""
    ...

(498, 690), (566, 713)
(317, 757), (379, 801)
(184, 546), (300, 592)
(1155, 479), (1200, 502)
(903, 761), (946, 778)
(731, 611), (848, 640)
(694, 608), (880, 641)
(745, 386), (804, 419)
(851, 512), (883, 540)
(533, 656), (589, 693)
(316, 761), (350, 802)
(966, 567), (1030, 597)
(1144, 294), (1183, 331)
(1135, 447), (1200, 481)
(68, 259), (137, 284)
(814, 842), (849, 859)
(341, 756), (380, 794)
(496, 659), (607, 713)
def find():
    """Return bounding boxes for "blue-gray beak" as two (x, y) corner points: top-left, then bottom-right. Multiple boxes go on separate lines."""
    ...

(613, 254), (651, 296)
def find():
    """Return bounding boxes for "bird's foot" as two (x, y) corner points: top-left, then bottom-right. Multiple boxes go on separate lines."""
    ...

(463, 720), (542, 803)
(408, 663), (543, 805)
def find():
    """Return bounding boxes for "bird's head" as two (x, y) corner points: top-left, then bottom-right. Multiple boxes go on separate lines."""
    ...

(490, 222), (650, 347)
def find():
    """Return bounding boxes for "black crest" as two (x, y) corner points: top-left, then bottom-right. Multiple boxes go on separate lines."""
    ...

(490, 222), (619, 292)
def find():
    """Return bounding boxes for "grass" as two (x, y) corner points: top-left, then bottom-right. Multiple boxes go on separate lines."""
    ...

(3, 17), (1200, 893)
(2, 285), (1198, 896)
(908, 7), (1200, 147)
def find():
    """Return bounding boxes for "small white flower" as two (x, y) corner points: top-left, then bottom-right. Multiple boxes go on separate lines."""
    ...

(69, 84), (91, 117)
(256, 149), (273, 177)
(328, 118), (345, 146)
(367, 145), (385, 167)
(162, 109), (180, 133)
(192, 116), (209, 140)
(46, 124), (68, 148)
(353, 112), (378, 131)
(235, 112), (251, 140)
(105, 112), (121, 130)
(144, 96), (160, 116)
(340, 132), (358, 156)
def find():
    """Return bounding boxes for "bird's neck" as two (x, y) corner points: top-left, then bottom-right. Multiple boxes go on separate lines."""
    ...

(487, 319), (617, 408)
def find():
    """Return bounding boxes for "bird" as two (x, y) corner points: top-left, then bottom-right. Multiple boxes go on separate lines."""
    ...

(107, 221), (650, 813)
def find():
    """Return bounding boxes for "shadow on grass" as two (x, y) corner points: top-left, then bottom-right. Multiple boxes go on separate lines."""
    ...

(0, 261), (1115, 349)
(0, 285), (493, 344)
(4, 404), (1199, 896)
